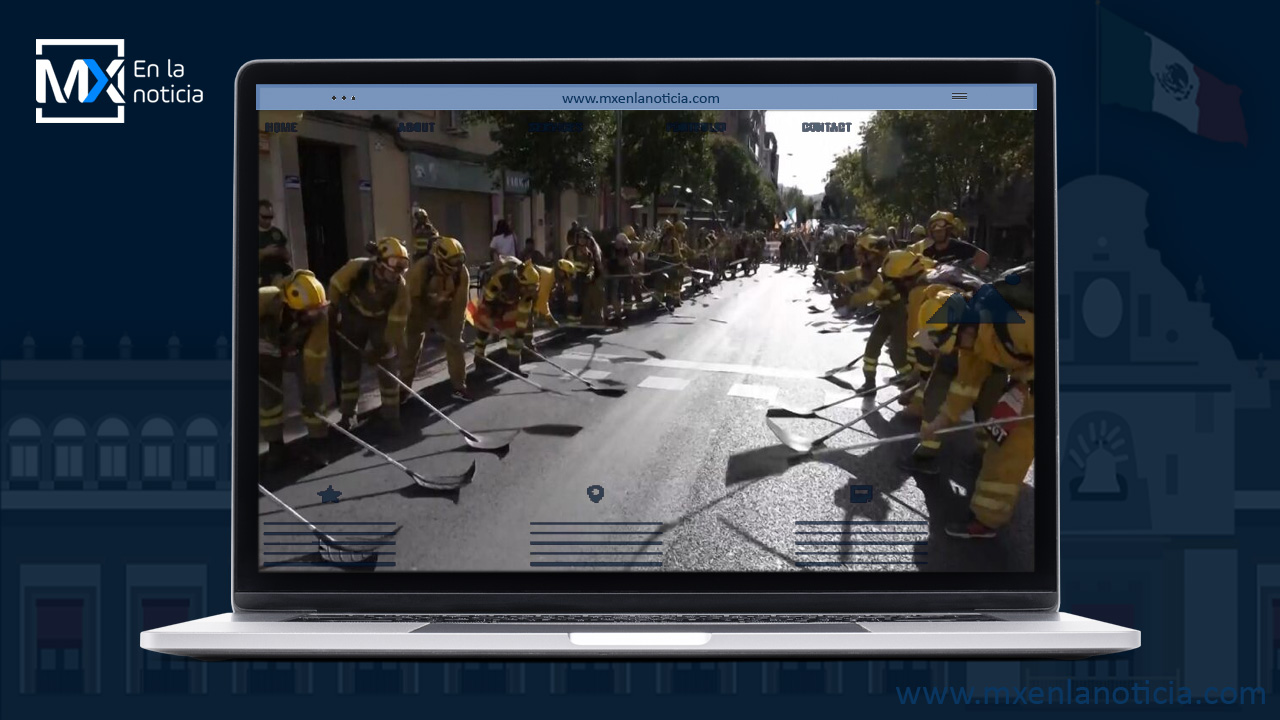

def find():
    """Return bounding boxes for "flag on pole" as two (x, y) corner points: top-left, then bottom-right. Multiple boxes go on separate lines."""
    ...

(1100, 7), (1247, 146)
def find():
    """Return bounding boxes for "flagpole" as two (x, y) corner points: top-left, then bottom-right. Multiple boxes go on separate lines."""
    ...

(1096, 0), (1101, 174)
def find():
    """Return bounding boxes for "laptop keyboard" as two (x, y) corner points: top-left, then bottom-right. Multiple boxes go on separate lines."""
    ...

(292, 613), (996, 624)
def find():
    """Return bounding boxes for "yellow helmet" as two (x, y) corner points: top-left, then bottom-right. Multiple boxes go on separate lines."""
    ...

(881, 249), (926, 279)
(917, 286), (964, 354)
(673, 219), (688, 234)
(376, 236), (409, 260)
(557, 258), (578, 276)
(375, 236), (411, 272)
(431, 236), (465, 266)
(623, 225), (636, 240)
(919, 285), (961, 332)
(519, 260), (540, 286)
(282, 269), (327, 311)
(857, 233), (889, 254)
(928, 210), (957, 230)
(910, 224), (927, 238)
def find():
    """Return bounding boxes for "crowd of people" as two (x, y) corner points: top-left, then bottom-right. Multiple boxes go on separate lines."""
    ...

(258, 201), (1034, 542)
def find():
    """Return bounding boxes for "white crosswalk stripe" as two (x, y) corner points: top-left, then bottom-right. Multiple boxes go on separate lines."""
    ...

(727, 383), (778, 402)
(557, 351), (815, 380)
(638, 376), (691, 391)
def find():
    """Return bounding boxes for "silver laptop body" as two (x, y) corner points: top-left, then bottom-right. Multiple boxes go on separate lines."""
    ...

(142, 57), (1139, 659)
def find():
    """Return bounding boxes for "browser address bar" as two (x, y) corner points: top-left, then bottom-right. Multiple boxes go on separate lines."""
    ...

(255, 84), (1037, 111)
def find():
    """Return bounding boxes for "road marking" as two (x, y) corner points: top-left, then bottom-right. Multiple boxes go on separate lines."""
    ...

(558, 351), (815, 381)
(638, 376), (691, 391)
(580, 370), (612, 380)
(727, 383), (778, 402)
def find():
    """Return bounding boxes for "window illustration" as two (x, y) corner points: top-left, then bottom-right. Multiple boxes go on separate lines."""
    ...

(232, 661), (312, 695)
(52, 418), (86, 489)
(6, 417), (42, 489)
(96, 417), (130, 489)
(656, 662), (736, 695)
(443, 663), (525, 695)
(337, 662), (417, 694)
(140, 418), (174, 488)
(184, 418), (218, 489)
(550, 662), (631, 695)
(763, 661), (843, 694)
(127, 564), (206, 695)
(20, 564), (99, 695)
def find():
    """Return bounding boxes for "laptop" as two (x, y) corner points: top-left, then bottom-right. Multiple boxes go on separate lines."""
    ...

(141, 58), (1139, 658)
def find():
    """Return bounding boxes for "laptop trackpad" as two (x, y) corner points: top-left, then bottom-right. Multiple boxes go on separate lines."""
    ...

(569, 632), (711, 647)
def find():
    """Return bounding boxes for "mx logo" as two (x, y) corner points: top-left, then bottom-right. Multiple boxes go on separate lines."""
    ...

(36, 39), (126, 124)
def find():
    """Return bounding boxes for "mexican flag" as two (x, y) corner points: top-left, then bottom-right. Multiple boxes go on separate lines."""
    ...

(1101, 7), (1247, 146)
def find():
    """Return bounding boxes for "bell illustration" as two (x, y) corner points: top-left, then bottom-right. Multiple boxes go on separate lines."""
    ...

(1078, 441), (1121, 495)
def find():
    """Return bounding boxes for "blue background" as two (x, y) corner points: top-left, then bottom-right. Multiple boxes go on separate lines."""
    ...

(5, 0), (1277, 716)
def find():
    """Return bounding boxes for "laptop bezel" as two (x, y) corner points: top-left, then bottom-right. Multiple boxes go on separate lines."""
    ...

(232, 58), (1058, 613)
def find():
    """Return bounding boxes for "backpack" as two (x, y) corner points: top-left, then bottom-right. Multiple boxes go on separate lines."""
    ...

(992, 262), (1034, 313)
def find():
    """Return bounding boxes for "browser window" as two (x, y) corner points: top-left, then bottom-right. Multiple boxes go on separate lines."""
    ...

(253, 84), (1036, 573)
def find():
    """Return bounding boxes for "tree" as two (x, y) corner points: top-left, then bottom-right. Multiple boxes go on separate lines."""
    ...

(620, 111), (718, 224)
(710, 136), (775, 227)
(778, 185), (807, 224)
(467, 111), (615, 249)
(467, 111), (615, 195)
(830, 110), (1034, 241)
(821, 171), (856, 220)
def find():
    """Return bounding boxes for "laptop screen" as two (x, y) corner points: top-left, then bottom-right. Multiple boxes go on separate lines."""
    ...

(253, 82), (1037, 575)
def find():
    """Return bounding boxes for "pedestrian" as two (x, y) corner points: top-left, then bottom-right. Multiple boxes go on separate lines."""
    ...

(257, 199), (292, 287)
(489, 218), (518, 261)
(519, 238), (545, 265)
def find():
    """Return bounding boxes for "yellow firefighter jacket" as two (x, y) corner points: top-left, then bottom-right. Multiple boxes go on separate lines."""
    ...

(258, 286), (329, 386)
(328, 258), (410, 347)
(940, 311), (1036, 423)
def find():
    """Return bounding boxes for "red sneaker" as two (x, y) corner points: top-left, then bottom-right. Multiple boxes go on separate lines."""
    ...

(945, 518), (997, 539)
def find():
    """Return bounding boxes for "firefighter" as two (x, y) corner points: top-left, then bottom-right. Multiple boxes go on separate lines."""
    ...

(918, 287), (1035, 539)
(410, 207), (441, 261)
(841, 249), (935, 395)
(713, 227), (732, 283)
(565, 227), (605, 325)
(900, 283), (963, 420)
(328, 237), (411, 432)
(826, 232), (889, 302)
(472, 257), (540, 376)
(652, 220), (685, 311)
(619, 225), (645, 312)
(909, 224), (927, 243)
(400, 236), (472, 402)
(532, 259), (579, 328)
(259, 269), (330, 469)
(908, 210), (990, 271)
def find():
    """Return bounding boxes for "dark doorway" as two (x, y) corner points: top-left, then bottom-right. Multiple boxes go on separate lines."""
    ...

(298, 139), (351, 401)
(297, 140), (349, 285)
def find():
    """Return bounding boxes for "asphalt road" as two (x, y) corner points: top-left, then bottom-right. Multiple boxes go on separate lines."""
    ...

(259, 265), (1035, 574)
